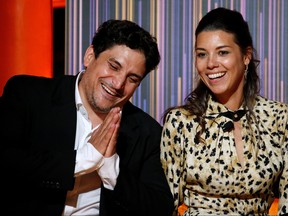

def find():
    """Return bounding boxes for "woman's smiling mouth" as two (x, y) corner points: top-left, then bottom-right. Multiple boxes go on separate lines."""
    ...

(207, 72), (225, 79)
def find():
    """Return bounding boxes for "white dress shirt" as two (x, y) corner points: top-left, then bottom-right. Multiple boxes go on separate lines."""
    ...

(63, 71), (120, 215)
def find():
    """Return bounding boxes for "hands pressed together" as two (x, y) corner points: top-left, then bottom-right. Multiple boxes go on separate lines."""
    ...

(89, 107), (122, 158)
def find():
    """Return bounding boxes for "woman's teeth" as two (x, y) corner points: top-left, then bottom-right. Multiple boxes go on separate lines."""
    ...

(208, 72), (225, 79)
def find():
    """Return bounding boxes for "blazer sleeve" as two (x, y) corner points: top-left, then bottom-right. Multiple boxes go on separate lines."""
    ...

(0, 75), (77, 191)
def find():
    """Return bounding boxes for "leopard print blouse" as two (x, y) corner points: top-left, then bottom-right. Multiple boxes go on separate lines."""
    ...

(160, 95), (288, 215)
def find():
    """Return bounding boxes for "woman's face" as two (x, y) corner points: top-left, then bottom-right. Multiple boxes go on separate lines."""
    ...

(195, 30), (250, 104)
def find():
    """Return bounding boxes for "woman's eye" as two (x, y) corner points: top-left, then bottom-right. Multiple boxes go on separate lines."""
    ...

(196, 52), (206, 58)
(219, 50), (229, 56)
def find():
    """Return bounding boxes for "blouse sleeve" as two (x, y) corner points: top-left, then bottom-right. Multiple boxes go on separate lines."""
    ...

(278, 105), (288, 215)
(160, 110), (186, 216)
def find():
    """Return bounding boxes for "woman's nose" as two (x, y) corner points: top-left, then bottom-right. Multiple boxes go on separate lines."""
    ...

(207, 55), (219, 69)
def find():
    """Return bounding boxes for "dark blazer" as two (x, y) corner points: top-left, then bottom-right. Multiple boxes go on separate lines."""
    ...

(0, 75), (173, 216)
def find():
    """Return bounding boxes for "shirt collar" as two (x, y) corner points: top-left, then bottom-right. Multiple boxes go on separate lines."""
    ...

(75, 71), (85, 110)
(205, 95), (246, 118)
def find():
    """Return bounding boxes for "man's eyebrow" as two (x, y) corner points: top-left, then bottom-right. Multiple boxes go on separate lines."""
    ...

(108, 57), (144, 80)
(108, 57), (121, 67)
(131, 73), (143, 80)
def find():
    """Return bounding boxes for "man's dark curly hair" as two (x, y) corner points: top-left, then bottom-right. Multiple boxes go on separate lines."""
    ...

(91, 19), (160, 77)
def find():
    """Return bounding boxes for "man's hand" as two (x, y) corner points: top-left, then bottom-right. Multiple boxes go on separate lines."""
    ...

(89, 107), (121, 157)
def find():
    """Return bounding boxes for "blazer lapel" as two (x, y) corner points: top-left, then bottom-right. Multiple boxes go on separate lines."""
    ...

(117, 102), (140, 165)
(48, 76), (78, 152)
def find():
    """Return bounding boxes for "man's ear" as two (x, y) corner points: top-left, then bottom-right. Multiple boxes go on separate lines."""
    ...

(83, 45), (95, 67)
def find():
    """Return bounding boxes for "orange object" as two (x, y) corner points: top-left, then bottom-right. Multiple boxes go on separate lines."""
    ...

(178, 199), (279, 215)
(269, 198), (279, 216)
(178, 203), (188, 215)
(0, 0), (53, 96)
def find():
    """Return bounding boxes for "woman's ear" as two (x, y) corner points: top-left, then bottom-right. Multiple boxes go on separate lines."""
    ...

(244, 46), (252, 65)
(83, 45), (95, 67)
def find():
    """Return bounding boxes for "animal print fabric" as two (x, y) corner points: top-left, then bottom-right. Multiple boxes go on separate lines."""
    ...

(160, 95), (288, 215)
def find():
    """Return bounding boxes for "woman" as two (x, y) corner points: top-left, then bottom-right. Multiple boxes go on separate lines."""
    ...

(160, 7), (288, 215)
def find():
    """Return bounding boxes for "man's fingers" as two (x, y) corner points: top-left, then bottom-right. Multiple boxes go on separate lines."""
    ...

(104, 116), (121, 157)
(98, 107), (121, 133)
(88, 107), (121, 155)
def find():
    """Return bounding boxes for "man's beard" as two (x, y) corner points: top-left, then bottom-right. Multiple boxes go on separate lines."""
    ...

(89, 95), (112, 114)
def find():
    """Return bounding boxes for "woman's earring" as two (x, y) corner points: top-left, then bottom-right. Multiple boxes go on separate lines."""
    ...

(244, 64), (248, 79)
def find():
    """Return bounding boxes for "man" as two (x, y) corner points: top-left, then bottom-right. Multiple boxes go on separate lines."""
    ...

(0, 19), (173, 216)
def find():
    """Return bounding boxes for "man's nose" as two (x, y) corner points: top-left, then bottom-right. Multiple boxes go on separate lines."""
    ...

(112, 74), (126, 89)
